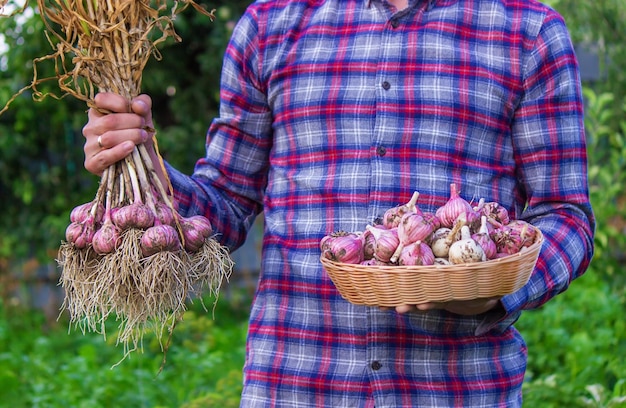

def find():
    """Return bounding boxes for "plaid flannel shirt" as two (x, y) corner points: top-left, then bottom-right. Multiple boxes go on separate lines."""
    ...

(167, 0), (595, 406)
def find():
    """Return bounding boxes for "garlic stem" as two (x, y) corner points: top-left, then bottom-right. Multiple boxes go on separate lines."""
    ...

(120, 163), (134, 206)
(137, 143), (182, 236)
(118, 172), (125, 206)
(104, 164), (115, 218)
(138, 143), (173, 206)
(91, 165), (110, 218)
(389, 243), (403, 264)
(406, 191), (420, 212)
(131, 147), (158, 214)
(124, 153), (143, 204)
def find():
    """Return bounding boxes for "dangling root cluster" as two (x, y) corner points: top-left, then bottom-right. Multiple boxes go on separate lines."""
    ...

(58, 155), (234, 362)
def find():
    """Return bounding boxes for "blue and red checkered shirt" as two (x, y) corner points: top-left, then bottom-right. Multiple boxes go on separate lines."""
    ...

(167, 0), (595, 406)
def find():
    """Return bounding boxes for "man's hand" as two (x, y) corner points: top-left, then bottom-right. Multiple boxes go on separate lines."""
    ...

(83, 93), (155, 176)
(393, 297), (502, 316)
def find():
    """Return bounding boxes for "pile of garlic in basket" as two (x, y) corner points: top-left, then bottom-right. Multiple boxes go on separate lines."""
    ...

(320, 183), (540, 267)
(319, 184), (544, 306)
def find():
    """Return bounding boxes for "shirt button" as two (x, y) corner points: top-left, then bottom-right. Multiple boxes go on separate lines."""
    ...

(382, 81), (391, 90)
(376, 146), (387, 156)
(371, 361), (382, 370)
(390, 20), (400, 29)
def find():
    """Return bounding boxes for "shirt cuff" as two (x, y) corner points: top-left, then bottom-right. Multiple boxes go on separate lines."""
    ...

(474, 298), (521, 336)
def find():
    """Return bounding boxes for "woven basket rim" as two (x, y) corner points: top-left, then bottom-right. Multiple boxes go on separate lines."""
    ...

(320, 228), (544, 271)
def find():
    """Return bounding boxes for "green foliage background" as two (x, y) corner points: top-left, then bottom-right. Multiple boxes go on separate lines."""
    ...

(0, 295), (249, 407)
(0, 0), (625, 406)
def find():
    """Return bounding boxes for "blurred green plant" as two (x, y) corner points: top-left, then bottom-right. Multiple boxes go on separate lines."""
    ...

(518, 87), (626, 407)
(519, 270), (626, 407)
(0, 293), (249, 407)
(582, 89), (626, 288)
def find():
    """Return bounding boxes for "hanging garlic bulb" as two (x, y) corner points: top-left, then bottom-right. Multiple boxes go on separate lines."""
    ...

(92, 191), (121, 255)
(112, 202), (155, 230)
(140, 223), (181, 257)
(65, 217), (96, 249)
(70, 201), (104, 224)
(179, 215), (213, 253)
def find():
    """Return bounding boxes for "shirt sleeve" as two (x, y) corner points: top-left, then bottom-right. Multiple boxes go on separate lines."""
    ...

(480, 10), (595, 333)
(166, 8), (271, 251)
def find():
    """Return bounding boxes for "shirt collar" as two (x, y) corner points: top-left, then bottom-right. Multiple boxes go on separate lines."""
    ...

(365, 0), (437, 10)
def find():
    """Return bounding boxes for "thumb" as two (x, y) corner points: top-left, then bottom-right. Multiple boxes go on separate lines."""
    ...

(131, 94), (153, 119)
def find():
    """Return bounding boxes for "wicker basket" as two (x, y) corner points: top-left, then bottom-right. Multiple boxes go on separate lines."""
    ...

(321, 230), (544, 307)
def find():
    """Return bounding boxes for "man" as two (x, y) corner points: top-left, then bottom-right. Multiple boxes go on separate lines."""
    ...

(83, 0), (595, 406)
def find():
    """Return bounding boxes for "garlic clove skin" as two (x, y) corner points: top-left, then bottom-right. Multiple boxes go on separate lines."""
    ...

(491, 219), (538, 255)
(112, 203), (155, 230)
(321, 230), (360, 250)
(365, 225), (400, 263)
(435, 183), (474, 228)
(65, 221), (84, 245)
(390, 211), (438, 263)
(382, 191), (422, 229)
(448, 225), (486, 264)
(398, 213), (434, 245)
(184, 215), (214, 238)
(473, 233), (497, 260)
(362, 229), (376, 260)
(434, 257), (451, 265)
(506, 219), (538, 248)
(480, 201), (511, 226)
(154, 202), (177, 226)
(429, 227), (454, 258)
(320, 231), (364, 264)
(180, 219), (208, 253)
(398, 240), (435, 266)
(70, 217), (96, 249)
(92, 221), (122, 255)
(422, 212), (442, 230)
(472, 216), (497, 259)
(140, 224), (181, 257)
(70, 201), (104, 224)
